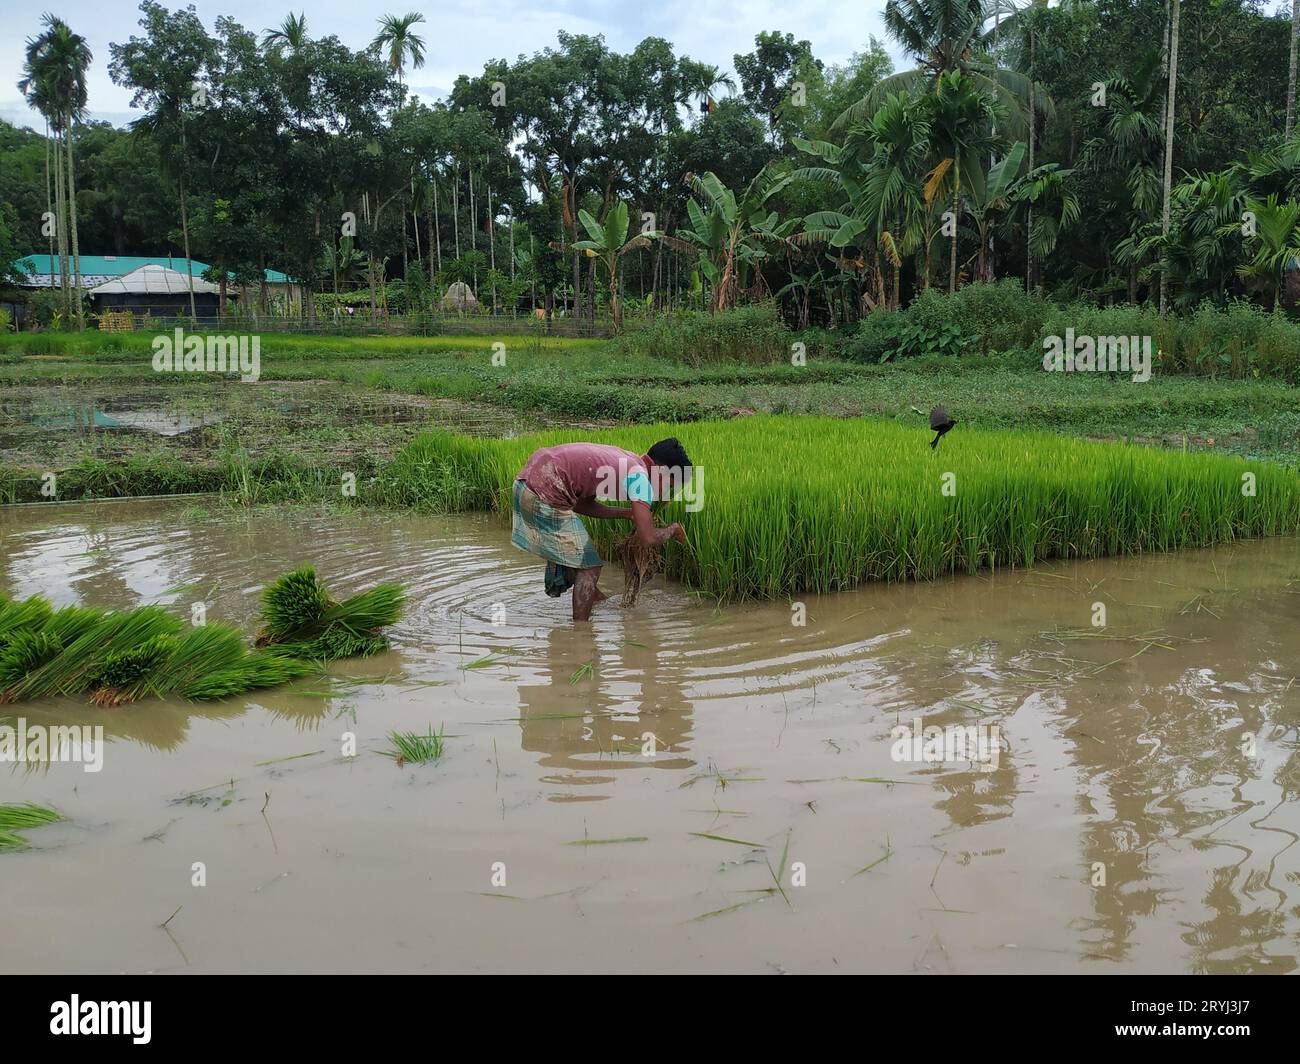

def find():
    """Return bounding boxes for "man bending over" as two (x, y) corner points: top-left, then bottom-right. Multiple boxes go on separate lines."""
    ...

(511, 438), (691, 621)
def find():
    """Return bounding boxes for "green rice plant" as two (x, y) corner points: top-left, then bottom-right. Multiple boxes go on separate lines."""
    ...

(389, 416), (1300, 601)
(90, 635), (179, 706)
(384, 725), (444, 765)
(259, 565), (333, 640)
(179, 651), (313, 701)
(0, 565), (402, 706)
(2, 606), (183, 703)
(257, 570), (403, 662)
(0, 630), (63, 685)
(0, 595), (54, 650)
(0, 803), (64, 852)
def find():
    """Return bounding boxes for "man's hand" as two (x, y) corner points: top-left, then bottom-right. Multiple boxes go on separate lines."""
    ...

(669, 523), (688, 546)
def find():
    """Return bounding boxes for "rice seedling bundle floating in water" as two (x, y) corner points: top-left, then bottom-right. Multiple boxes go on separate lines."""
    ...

(0, 803), (64, 852)
(256, 566), (404, 660)
(392, 418), (1300, 602)
(0, 567), (404, 707)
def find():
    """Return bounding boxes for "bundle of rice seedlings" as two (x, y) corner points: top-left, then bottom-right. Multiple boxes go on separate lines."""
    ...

(148, 624), (252, 697)
(257, 571), (403, 662)
(616, 534), (665, 607)
(270, 628), (388, 662)
(2, 606), (182, 704)
(179, 650), (312, 701)
(44, 604), (110, 646)
(0, 595), (54, 650)
(0, 630), (64, 686)
(89, 634), (179, 707)
(258, 565), (333, 642)
(0, 803), (64, 852)
(383, 725), (444, 766)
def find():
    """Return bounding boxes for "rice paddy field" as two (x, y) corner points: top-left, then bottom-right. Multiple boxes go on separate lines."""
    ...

(391, 417), (1300, 600)
(2, 499), (1299, 974)
(4, 336), (1300, 978)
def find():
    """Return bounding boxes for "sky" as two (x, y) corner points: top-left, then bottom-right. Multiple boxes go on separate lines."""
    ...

(0, 0), (901, 130)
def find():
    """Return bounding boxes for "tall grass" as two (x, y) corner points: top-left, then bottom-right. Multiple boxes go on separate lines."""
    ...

(616, 304), (793, 366)
(393, 417), (1300, 601)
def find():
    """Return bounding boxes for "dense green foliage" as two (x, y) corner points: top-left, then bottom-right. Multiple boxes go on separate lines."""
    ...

(4, 1), (1299, 329)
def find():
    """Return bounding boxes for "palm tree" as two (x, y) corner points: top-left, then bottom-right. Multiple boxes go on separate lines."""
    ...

(18, 50), (64, 321)
(261, 12), (308, 53)
(1235, 195), (1300, 309)
(372, 12), (427, 95)
(19, 15), (91, 329)
(684, 62), (737, 114)
(838, 0), (1042, 138)
(1081, 50), (1166, 300)
(924, 70), (1004, 292)
(1288, 0), (1298, 139)
(1159, 0), (1180, 314)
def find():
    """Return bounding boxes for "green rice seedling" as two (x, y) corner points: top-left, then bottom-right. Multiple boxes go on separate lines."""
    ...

(148, 624), (254, 698)
(384, 725), (444, 765)
(0, 803), (64, 852)
(179, 651), (312, 702)
(388, 416), (1300, 601)
(257, 572), (402, 662)
(89, 634), (179, 706)
(0, 630), (63, 685)
(271, 628), (389, 662)
(2, 606), (183, 703)
(0, 595), (54, 650)
(259, 565), (334, 641)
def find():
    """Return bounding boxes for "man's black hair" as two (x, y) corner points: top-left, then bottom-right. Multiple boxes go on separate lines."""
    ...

(648, 437), (691, 470)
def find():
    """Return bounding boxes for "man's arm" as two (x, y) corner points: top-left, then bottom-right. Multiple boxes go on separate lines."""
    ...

(572, 498), (632, 521)
(629, 500), (686, 547)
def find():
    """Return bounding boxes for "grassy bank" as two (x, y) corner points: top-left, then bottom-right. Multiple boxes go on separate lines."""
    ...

(385, 418), (1300, 601)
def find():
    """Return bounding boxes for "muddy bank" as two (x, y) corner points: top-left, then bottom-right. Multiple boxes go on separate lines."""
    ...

(2, 500), (1298, 973)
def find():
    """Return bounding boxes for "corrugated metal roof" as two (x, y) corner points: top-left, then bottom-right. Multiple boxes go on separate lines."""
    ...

(88, 264), (225, 296)
(17, 254), (293, 285)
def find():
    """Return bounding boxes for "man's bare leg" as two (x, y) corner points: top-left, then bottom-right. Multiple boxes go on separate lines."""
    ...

(573, 566), (603, 621)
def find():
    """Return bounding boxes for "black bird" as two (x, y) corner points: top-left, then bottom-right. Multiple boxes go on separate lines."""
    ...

(929, 405), (956, 449)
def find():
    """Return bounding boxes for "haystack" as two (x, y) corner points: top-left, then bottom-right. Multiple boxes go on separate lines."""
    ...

(440, 281), (479, 312)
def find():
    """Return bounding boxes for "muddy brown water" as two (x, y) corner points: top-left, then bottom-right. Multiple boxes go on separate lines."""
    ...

(2, 499), (1298, 974)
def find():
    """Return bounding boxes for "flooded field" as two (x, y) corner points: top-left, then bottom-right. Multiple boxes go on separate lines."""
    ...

(2, 498), (1298, 973)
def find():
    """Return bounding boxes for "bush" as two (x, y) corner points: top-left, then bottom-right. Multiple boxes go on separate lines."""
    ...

(844, 281), (1048, 362)
(616, 303), (792, 366)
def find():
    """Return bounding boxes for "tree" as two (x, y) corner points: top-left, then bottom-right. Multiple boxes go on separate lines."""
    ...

(1290, 0), (1299, 139)
(924, 70), (1004, 292)
(110, 1), (221, 322)
(261, 12), (308, 54)
(559, 201), (655, 331)
(1159, 0), (1181, 314)
(840, 0), (1044, 140)
(734, 31), (822, 140)
(683, 62), (736, 114)
(667, 167), (795, 311)
(371, 12), (426, 95)
(19, 14), (92, 328)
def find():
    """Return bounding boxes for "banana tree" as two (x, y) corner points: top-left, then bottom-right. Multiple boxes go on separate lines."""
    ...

(554, 200), (654, 332)
(966, 141), (1024, 281)
(666, 168), (795, 312)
